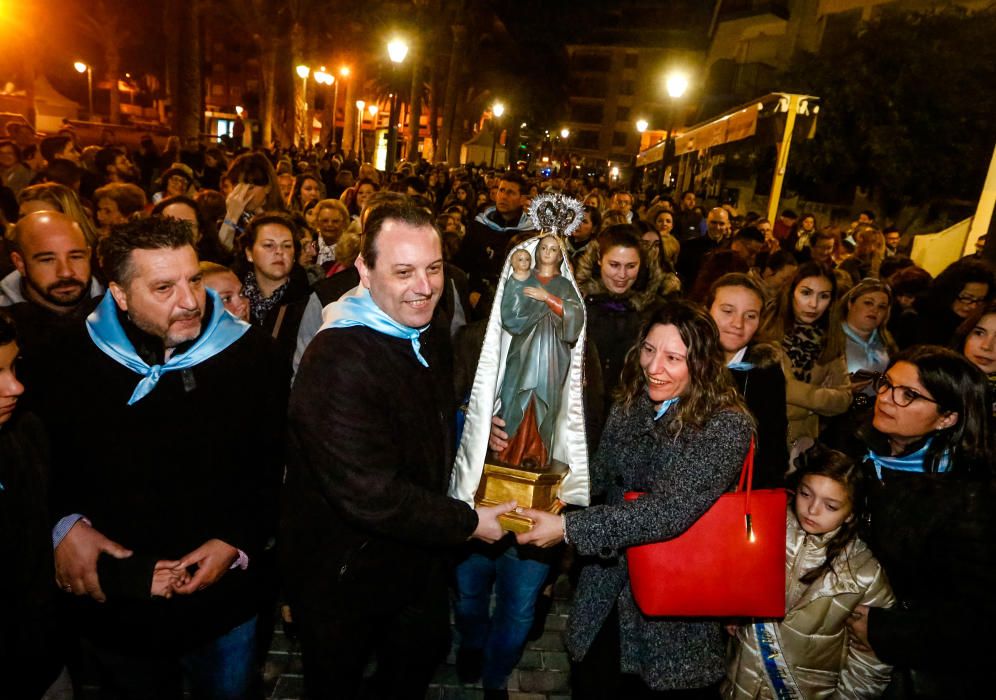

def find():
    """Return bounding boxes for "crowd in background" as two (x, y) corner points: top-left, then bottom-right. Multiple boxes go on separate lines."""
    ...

(1, 123), (994, 700)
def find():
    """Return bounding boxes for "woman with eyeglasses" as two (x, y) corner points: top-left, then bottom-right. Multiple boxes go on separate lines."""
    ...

(913, 257), (994, 346)
(836, 346), (994, 698)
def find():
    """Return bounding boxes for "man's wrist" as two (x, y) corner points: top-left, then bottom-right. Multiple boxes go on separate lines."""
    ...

(52, 514), (90, 549)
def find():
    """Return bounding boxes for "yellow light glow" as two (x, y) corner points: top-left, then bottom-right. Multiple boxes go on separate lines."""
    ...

(235, 105), (244, 116)
(636, 119), (648, 133)
(340, 66), (350, 77)
(368, 104), (379, 116)
(296, 65), (310, 79)
(387, 38), (409, 64)
(74, 61), (88, 74)
(560, 128), (570, 139)
(492, 101), (505, 118)
(356, 100), (366, 110)
(665, 70), (689, 99)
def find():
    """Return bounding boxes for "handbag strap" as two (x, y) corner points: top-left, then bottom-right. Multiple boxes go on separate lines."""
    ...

(735, 438), (757, 539)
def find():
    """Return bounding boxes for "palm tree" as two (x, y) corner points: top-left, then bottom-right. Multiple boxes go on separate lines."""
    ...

(75, 0), (131, 125)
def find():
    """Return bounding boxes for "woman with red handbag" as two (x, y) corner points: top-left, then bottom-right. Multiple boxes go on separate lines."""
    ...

(514, 300), (754, 698)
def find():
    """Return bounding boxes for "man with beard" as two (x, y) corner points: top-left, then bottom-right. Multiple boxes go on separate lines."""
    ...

(32, 217), (286, 698)
(0, 211), (104, 357)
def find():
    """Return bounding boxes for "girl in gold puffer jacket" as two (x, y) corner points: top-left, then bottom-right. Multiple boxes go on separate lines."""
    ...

(724, 444), (895, 699)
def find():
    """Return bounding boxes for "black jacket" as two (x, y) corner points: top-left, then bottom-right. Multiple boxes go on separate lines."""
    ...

(281, 321), (478, 612)
(0, 411), (63, 698)
(729, 343), (789, 488)
(32, 304), (288, 652)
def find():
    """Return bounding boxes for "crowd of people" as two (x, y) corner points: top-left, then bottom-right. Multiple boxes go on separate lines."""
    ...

(1, 126), (994, 700)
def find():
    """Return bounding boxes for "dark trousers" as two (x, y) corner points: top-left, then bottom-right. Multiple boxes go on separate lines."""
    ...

(86, 617), (258, 700)
(572, 606), (719, 700)
(293, 566), (451, 699)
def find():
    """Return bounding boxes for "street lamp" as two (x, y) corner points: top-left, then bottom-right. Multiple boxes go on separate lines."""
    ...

(355, 100), (365, 160)
(560, 127), (570, 139)
(636, 119), (648, 133)
(296, 64), (311, 144)
(664, 69), (690, 189)
(385, 38), (408, 174)
(665, 70), (689, 99)
(331, 66), (350, 152)
(490, 101), (505, 169)
(74, 61), (93, 118)
(314, 67), (334, 148)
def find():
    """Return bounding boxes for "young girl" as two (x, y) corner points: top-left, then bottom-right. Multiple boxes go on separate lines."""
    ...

(724, 443), (894, 699)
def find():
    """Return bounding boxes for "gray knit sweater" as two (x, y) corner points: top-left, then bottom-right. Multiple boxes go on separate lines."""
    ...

(564, 396), (753, 690)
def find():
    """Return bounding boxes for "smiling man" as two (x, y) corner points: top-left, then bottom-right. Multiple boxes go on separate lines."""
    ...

(31, 217), (287, 698)
(283, 199), (515, 699)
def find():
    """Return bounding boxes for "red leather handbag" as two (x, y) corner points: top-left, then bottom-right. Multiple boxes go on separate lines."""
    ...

(624, 439), (786, 618)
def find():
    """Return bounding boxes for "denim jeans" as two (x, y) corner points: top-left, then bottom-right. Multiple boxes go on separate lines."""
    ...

(90, 616), (257, 700)
(455, 538), (551, 689)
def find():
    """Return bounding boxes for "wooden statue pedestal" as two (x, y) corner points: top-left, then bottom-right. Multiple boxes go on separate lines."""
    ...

(475, 460), (567, 533)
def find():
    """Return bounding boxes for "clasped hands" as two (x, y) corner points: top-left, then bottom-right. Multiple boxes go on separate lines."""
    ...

(54, 519), (238, 602)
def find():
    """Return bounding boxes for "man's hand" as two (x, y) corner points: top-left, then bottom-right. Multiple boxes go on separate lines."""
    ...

(846, 604), (874, 653)
(171, 539), (239, 595)
(515, 509), (566, 548)
(55, 520), (132, 603)
(488, 415), (509, 453)
(151, 560), (190, 599)
(472, 501), (517, 543)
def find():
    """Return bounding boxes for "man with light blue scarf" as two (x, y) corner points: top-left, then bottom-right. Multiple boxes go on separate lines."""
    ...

(34, 218), (288, 699)
(282, 199), (515, 699)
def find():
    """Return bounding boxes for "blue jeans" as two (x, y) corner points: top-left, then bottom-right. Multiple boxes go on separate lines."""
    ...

(90, 616), (257, 700)
(455, 539), (551, 689)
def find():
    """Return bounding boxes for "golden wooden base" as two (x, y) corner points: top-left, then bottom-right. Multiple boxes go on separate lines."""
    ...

(475, 460), (567, 533)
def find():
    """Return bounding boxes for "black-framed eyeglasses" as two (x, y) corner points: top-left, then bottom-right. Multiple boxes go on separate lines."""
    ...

(873, 373), (939, 408)
(955, 293), (985, 305)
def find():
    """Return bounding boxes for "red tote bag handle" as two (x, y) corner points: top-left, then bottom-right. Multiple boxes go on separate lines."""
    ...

(736, 437), (757, 541)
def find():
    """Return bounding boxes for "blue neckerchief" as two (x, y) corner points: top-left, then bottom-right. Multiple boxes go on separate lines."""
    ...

(865, 436), (950, 480)
(320, 285), (430, 367)
(842, 322), (887, 370)
(86, 288), (250, 405)
(653, 397), (679, 421)
(474, 206), (532, 233)
(727, 361), (754, 371)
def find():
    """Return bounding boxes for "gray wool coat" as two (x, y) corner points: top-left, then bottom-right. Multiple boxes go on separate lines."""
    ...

(564, 396), (754, 691)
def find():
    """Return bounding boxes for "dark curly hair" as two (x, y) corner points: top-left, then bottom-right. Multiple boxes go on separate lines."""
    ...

(98, 217), (195, 285)
(615, 299), (749, 436)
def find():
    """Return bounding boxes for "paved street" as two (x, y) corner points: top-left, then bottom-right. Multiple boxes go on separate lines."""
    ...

(265, 575), (575, 700)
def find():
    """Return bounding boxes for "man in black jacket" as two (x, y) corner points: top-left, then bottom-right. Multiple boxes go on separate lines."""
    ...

(35, 219), (287, 699)
(282, 200), (513, 699)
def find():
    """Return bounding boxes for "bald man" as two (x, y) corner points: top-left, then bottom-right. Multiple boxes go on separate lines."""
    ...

(0, 211), (104, 355)
(676, 207), (731, 286)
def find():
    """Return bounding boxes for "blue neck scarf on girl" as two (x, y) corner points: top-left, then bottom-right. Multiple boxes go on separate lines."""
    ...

(726, 346), (754, 372)
(654, 397), (680, 421)
(86, 288), (250, 405)
(865, 436), (950, 480)
(320, 285), (430, 367)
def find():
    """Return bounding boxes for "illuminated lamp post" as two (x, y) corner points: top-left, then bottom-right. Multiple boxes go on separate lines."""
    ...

(385, 38), (409, 174)
(74, 61), (93, 118)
